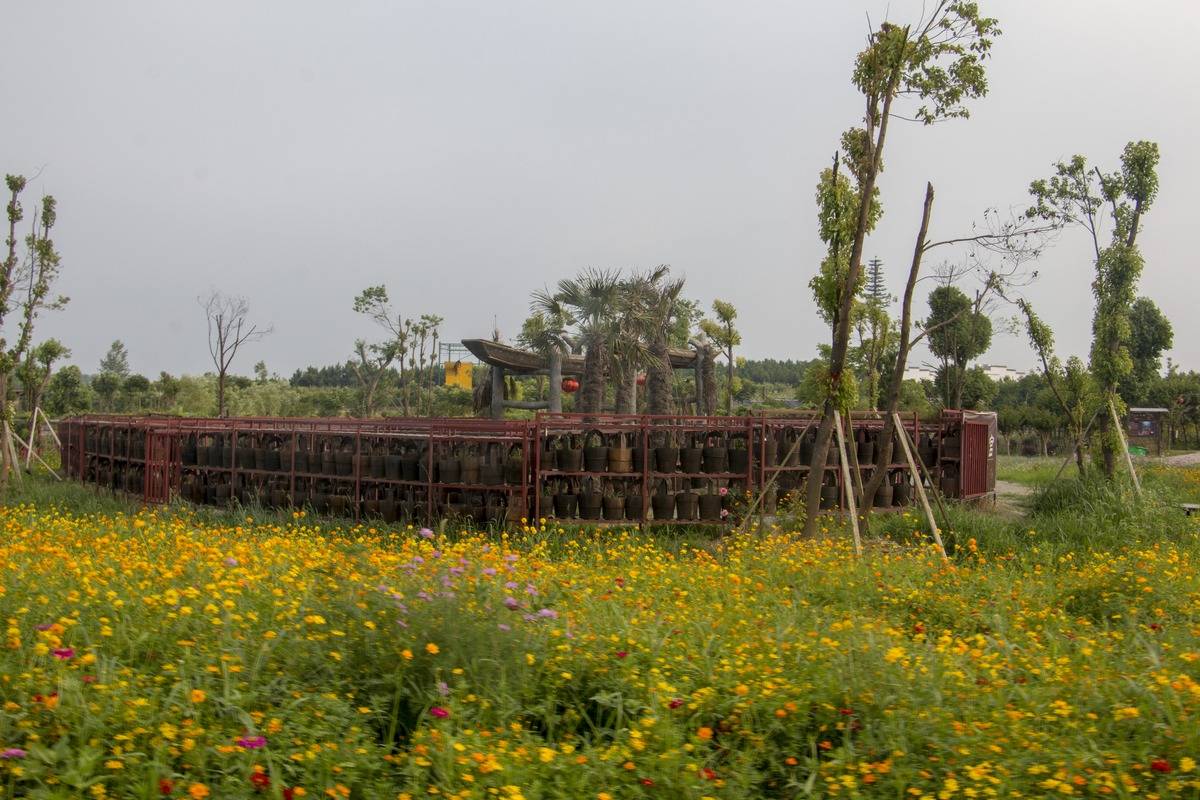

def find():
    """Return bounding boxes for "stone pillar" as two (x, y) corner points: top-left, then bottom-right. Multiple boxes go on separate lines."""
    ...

(491, 366), (505, 419)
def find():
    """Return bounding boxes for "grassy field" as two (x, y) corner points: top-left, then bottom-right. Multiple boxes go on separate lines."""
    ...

(1, 469), (1199, 799)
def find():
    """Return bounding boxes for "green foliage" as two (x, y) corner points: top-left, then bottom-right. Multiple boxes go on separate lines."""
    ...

(926, 285), (991, 406)
(98, 340), (130, 378)
(43, 365), (91, 416)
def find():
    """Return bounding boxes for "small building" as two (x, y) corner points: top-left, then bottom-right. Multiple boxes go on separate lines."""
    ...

(1125, 407), (1168, 456)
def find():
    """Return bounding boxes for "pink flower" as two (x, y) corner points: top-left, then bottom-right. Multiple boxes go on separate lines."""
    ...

(616, 651), (628, 659)
(429, 706), (450, 719)
(719, 487), (729, 497)
(237, 735), (267, 749)
(1, 748), (27, 759)
(419, 528), (435, 539)
(52, 647), (75, 660)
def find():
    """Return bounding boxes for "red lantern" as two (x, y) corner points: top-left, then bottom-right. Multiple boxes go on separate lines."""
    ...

(561, 378), (580, 393)
(636, 373), (647, 386)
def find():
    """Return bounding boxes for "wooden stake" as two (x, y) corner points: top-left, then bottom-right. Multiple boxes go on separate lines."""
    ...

(893, 412), (946, 559)
(842, 413), (871, 536)
(2, 422), (23, 484)
(734, 420), (814, 535)
(1109, 399), (1142, 497)
(9, 426), (60, 480)
(834, 411), (862, 556)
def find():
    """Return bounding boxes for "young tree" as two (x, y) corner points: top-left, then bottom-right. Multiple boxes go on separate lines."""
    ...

(43, 365), (91, 417)
(1028, 140), (1160, 477)
(18, 338), (70, 414)
(200, 291), (271, 417)
(1122, 296), (1172, 403)
(99, 340), (130, 378)
(699, 300), (740, 414)
(350, 285), (411, 416)
(1, 177), (66, 489)
(801, 3), (1001, 537)
(926, 285), (992, 407)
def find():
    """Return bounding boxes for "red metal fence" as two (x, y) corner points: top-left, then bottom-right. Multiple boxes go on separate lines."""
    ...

(58, 410), (995, 525)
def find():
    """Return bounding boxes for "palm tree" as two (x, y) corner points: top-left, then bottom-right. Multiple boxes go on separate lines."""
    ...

(628, 266), (686, 416)
(548, 268), (621, 414)
(522, 294), (574, 410)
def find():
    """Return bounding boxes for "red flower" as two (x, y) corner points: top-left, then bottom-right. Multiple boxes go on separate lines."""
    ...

(839, 708), (854, 716)
(430, 706), (450, 718)
(640, 778), (654, 786)
(250, 772), (271, 790)
(702, 767), (717, 780)
(616, 651), (628, 659)
(668, 698), (684, 709)
(283, 789), (297, 800)
(82, 675), (97, 684)
(1151, 759), (1172, 773)
(159, 778), (174, 795)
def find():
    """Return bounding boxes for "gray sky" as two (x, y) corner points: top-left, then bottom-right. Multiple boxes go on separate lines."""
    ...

(5, 0), (1197, 379)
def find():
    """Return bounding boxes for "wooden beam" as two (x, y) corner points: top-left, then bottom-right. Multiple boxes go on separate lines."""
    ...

(834, 411), (862, 556)
(893, 412), (946, 559)
(1109, 399), (1142, 497)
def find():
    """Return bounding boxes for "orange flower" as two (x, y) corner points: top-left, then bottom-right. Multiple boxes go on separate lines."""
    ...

(697, 727), (713, 740)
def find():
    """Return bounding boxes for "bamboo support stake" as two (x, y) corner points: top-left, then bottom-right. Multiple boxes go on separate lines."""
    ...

(842, 413), (870, 536)
(834, 411), (863, 556)
(893, 412), (946, 559)
(1110, 399), (1142, 497)
(2, 422), (24, 484)
(10, 426), (60, 480)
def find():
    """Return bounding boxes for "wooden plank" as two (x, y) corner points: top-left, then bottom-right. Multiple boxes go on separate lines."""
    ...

(893, 412), (946, 559)
(1109, 399), (1142, 497)
(833, 411), (862, 556)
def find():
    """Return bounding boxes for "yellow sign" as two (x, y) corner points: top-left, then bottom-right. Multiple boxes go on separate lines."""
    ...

(443, 361), (473, 390)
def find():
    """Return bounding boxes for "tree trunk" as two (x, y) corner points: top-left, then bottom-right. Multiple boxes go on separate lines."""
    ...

(0, 373), (9, 496)
(726, 346), (734, 414)
(803, 79), (900, 538)
(217, 370), (227, 417)
(861, 183), (934, 515)
(616, 369), (637, 414)
(702, 349), (718, 416)
(647, 335), (674, 416)
(580, 338), (606, 415)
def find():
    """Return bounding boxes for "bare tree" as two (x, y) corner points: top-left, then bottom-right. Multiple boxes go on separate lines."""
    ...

(200, 291), (271, 417)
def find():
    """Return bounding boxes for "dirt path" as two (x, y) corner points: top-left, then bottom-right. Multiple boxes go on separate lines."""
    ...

(994, 479), (1034, 518)
(1159, 452), (1200, 466)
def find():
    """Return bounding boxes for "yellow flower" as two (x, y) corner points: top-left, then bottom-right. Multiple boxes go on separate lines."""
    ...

(104, 760), (123, 770)
(425, 643), (440, 655)
(190, 689), (206, 703)
(1181, 757), (1196, 773)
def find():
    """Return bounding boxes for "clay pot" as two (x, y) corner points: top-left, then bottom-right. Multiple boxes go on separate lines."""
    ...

(894, 481), (912, 506)
(461, 455), (481, 485)
(820, 483), (839, 510)
(651, 492), (676, 521)
(654, 447), (679, 474)
(369, 454), (386, 479)
(698, 494), (723, 521)
(553, 493), (578, 518)
(857, 440), (875, 464)
(579, 483), (603, 520)
(438, 458), (461, 484)
(608, 446), (633, 474)
(583, 442), (608, 473)
(602, 496), (625, 521)
(385, 455), (402, 481)
(874, 482), (894, 508)
(702, 445), (728, 474)
(680, 446), (703, 474)
(624, 494), (643, 520)
(676, 491), (699, 520)
(557, 447), (584, 472)
(727, 447), (749, 475)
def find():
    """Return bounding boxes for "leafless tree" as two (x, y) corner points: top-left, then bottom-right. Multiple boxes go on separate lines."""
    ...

(200, 291), (271, 417)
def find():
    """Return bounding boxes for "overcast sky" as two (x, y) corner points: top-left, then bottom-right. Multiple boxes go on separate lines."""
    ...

(4, 0), (1197, 379)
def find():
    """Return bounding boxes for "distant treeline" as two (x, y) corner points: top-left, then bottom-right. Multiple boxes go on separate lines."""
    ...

(737, 358), (818, 385)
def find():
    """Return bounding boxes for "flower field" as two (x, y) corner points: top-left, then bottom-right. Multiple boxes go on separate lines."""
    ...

(1, 498), (1199, 799)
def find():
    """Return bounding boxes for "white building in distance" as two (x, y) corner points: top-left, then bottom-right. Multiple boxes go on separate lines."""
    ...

(903, 363), (1028, 382)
